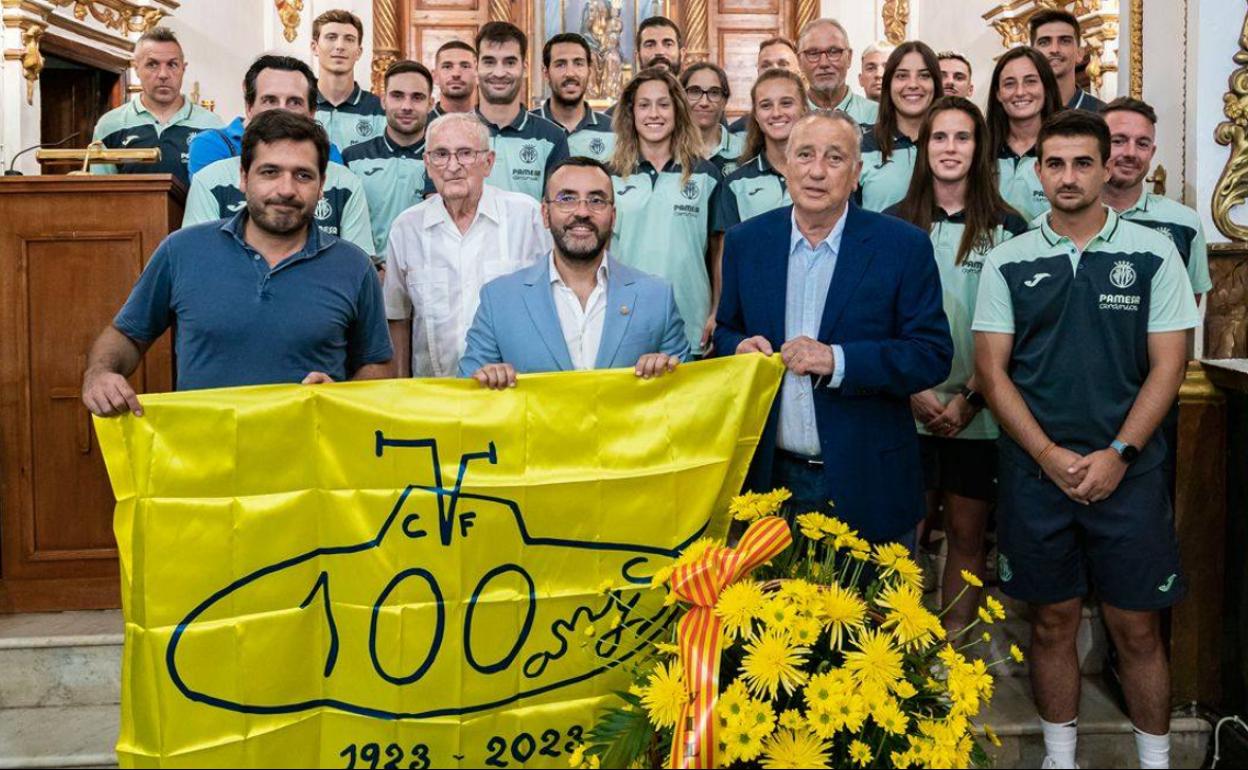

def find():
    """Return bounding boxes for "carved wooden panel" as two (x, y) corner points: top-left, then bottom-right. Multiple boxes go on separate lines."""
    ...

(719, 0), (780, 14)
(411, 25), (481, 69)
(717, 28), (776, 116)
(413, 0), (480, 9)
(1206, 246), (1248, 360)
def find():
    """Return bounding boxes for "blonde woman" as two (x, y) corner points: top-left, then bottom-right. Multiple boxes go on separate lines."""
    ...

(610, 67), (727, 354)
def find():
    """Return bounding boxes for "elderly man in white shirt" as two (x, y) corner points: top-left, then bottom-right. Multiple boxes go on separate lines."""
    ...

(384, 111), (551, 377)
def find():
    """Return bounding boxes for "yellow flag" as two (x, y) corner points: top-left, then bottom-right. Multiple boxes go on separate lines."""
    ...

(96, 356), (783, 768)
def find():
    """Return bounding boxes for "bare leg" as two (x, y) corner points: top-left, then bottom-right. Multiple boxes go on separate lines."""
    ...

(1030, 598), (1084, 723)
(940, 491), (992, 632)
(1100, 604), (1170, 735)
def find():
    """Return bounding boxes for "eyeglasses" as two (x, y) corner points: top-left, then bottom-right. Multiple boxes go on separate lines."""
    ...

(425, 148), (488, 167)
(800, 46), (848, 64)
(545, 194), (613, 213)
(685, 86), (726, 104)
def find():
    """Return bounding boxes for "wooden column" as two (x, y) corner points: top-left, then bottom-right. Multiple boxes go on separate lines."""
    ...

(683, 0), (710, 65)
(371, 0), (401, 95)
(1170, 362), (1228, 704)
(794, 0), (819, 40)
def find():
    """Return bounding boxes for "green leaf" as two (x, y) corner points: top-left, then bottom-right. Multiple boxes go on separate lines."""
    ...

(586, 692), (667, 769)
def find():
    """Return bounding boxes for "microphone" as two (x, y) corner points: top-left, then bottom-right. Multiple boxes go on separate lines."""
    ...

(4, 132), (82, 175)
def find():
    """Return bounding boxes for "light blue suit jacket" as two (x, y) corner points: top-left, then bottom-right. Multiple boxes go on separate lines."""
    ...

(457, 256), (690, 376)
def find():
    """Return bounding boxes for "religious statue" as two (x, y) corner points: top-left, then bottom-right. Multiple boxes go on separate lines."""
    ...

(581, 0), (626, 101)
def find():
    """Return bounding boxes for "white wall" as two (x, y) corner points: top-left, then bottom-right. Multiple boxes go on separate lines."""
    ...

(1189, 0), (1244, 243)
(820, 0), (896, 89)
(909, 0), (1001, 110)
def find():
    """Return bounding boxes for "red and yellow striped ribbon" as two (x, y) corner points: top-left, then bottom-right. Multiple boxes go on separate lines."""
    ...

(667, 516), (792, 769)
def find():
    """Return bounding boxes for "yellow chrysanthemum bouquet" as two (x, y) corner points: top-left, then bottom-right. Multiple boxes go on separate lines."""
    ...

(572, 489), (1022, 769)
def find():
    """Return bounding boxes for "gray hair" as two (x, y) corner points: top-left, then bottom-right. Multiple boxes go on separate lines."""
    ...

(863, 41), (895, 60)
(426, 112), (491, 149)
(789, 109), (863, 161)
(798, 18), (851, 49)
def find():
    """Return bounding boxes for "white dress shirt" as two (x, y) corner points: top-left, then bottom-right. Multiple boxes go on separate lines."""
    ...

(384, 185), (551, 376)
(549, 253), (609, 370)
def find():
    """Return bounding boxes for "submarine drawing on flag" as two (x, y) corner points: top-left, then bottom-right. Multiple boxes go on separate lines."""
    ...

(164, 432), (703, 721)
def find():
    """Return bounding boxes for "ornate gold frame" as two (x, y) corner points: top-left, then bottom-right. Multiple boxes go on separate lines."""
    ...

(274, 0), (303, 43)
(1213, 2), (1248, 241)
(883, 0), (910, 45)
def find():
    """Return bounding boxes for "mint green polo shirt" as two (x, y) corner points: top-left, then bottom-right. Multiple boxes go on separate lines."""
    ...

(91, 94), (224, 185)
(706, 125), (745, 176)
(315, 83), (386, 152)
(809, 90), (879, 126)
(997, 143), (1049, 222)
(342, 133), (426, 257)
(1117, 187), (1212, 294)
(857, 130), (918, 212)
(183, 156), (376, 259)
(531, 100), (615, 163)
(973, 209), (1200, 472)
(610, 158), (726, 353)
(718, 152), (789, 228)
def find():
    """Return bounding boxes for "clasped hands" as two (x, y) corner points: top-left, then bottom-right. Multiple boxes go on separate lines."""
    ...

(1037, 444), (1129, 505)
(736, 335), (836, 376)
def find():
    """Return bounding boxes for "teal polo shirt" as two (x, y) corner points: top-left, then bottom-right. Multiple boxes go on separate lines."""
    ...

(1117, 187), (1212, 294)
(342, 133), (426, 257)
(718, 152), (789, 228)
(422, 108), (570, 201)
(315, 82), (386, 151)
(857, 129), (918, 212)
(706, 126), (745, 176)
(997, 143), (1049, 222)
(91, 94), (224, 185)
(885, 205), (1029, 440)
(611, 158), (726, 353)
(808, 90), (879, 126)
(183, 156), (376, 259)
(973, 209), (1200, 473)
(531, 100), (615, 163)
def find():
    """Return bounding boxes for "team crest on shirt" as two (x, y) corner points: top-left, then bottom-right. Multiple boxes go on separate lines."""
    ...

(520, 144), (539, 164)
(681, 180), (699, 201)
(357, 119), (374, 138)
(315, 197), (333, 221)
(1109, 260), (1137, 289)
(589, 137), (606, 155)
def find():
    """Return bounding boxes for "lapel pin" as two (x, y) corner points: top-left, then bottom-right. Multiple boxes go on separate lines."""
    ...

(620, 305), (631, 316)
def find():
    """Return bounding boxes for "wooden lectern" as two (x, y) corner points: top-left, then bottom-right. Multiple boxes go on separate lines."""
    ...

(0, 174), (184, 612)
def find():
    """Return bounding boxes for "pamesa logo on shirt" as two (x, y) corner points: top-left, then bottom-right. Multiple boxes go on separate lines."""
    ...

(520, 144), (539, 164)
(589, 137), (606, 156)
(315, 197), (333, 221)
(356, 119), (374, 139)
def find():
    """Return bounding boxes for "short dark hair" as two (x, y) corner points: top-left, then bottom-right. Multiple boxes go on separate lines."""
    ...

(758, 36), (797, 55)
(136, 26), (181, 50)
(638, 15), (683, 47)
(1037, 109), (1111, 163)
(1029, 9), (1081, 44)
(938, 50), (972, 77)
(679, 62), (730, 100)
(384, 60), (433, 92)
(476, 21), (527, 60)
(313, 9), (364, 42)
(1102, 96), (1158, 125)
(241, 109), (330, 177)
(243, 55), (317, 109)
(436, 40), (476, 61)
(543, 33), (592, 68)
(545, 156), (615, 199)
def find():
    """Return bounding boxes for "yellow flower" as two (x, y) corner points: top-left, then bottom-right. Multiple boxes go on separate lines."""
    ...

(872, 542), (911, 569)
(959, 569), (984, 588)
(874, 699), (910, 735)
(740, 628), (809, 699)
(830, 693), (869, 732)
(805, 705), (840, 739)
(743, 697), (778, 738)
(653, 641), (679, 656)
(760, 729), (833, 770)
(985, 723), (1002, 747)
(639, 660), (688, 729)
(877, 582), (942, 649)
(649, 565), (674, 589)
(779, 709), (805, 730)
(760, 597), (796, 627)
(567, 744), (586, 768)
(850, 739), (874, 767)
(1010, 644), (1025, 664)
(787, 617), (824, 647)
(797, 512), (832, 541)
(844, 628), (905, 691)
(716, 680), (751, 724)
(720, 720), (766, 763)
(894, 680), (918, 699)
(874, 543), (925, 587)
(986, 595), (1006, 620)
(977, 606), (996, 625)
(803, 670), (850, 712)
(982, 631), (992, 643)
(817, 584), (867, 650)
(715, 580), (767, 642)
(730, 488), (791, 522)
(778, 579), (822, 611)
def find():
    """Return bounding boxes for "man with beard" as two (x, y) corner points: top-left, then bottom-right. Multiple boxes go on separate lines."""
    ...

(459, 156), (689, 385)
(797, 18), (878, 126)
(386, 113), (551, 378)
(1102, 97), (1211, 299)
(533, 33), (614, 163)
(311, 9), (385, 151)
(973, 111), (1197, 770)
(430, 41), (477, 118)
(344, 60), (433, 258)
(183, 55), (375, 259)
(1030, 9), (1106, 112)
(82, 110), (394, 415)
(938, 51), (974, 98)
(604, 16), (685, 116)
(858, 41), (894, 102)
(422, 22), (568, 201)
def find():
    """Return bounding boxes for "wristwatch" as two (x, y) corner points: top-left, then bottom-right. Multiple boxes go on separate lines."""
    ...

(1110, 439), (1139, 463)
(960, 386), (987, 410)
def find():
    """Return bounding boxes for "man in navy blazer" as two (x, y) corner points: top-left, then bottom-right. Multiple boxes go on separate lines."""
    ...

(714, 111), (952, 543)
(459, 157), (690, 386)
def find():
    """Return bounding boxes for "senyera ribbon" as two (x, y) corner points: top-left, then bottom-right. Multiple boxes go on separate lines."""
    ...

(666, 516), (793, 769)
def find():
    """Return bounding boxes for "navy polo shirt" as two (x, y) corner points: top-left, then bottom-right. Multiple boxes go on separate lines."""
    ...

(113, 213), (393, 391)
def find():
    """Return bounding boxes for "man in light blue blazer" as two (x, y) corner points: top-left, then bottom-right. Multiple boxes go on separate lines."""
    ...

(458, 157), (690, 387)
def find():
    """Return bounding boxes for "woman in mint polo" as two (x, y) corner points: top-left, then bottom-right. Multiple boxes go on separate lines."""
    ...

(886, 96), (1027, 633)
(986, 47), (1063, 222)
(680, 62), (745, 176)
(609, 67), (726, 355)
(718, 68), (807, 229)
(857, 41), (940, 212)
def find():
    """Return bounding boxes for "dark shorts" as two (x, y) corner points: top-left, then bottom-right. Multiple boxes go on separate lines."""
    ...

(995, 460), (1185, 611)
(919, 436), (998, 501)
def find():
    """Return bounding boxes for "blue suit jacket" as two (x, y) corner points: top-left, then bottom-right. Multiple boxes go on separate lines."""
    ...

(713, 204), (953, 542)
(457, 257), (691, 376)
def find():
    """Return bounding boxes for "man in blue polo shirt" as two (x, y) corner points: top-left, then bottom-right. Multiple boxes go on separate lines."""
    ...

(311, 9), (385, 151)
(974, 111), (1197, 770)
(187, 55), (344, 180)
(533, 33), (614, 163)
(81, 109), (392, 415)
(423, 22), (568, 201)
(91, 27), (222, 186)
